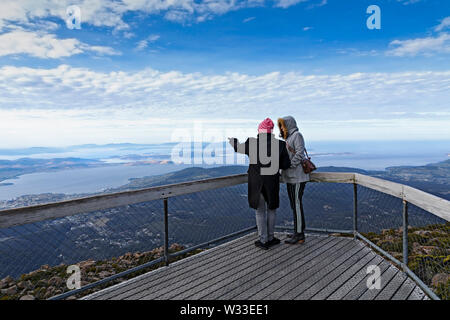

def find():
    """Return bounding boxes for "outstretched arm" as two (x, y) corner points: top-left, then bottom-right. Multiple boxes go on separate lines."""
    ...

(228, 137), (248, 155)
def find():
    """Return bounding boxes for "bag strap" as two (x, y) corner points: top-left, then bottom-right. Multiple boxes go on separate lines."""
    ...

(293, 131), (309, 159)
(286, 131), (309, 159)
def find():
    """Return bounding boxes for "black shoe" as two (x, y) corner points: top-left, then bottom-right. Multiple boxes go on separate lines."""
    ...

(286, 233), (295, 238)
(268, 237), (281, 247)
(285, 233), (305, 244)
(254, 240), (269, 250)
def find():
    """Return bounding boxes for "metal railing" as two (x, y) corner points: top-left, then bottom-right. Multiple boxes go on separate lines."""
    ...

(0, 172), (448, 300)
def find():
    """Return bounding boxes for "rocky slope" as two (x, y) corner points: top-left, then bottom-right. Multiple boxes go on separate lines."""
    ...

(0, 243), (200, 300)
(362, 222), (450, 300)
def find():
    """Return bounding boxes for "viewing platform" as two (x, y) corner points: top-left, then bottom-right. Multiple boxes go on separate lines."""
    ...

(82, 232), (428, 300)
(0, 171), (448, 300)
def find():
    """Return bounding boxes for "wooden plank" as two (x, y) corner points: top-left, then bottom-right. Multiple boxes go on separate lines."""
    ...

(403, 185), (450, 222)
(294, 245), (371, 299)
(391, 278), (417, 300)
(408, 285), (428, 300)
(179, 235), (313, 300)
(84, 233), (427, 301)
(355, 174), (450, 221)
(354, 174), (403, 198)
(84, 231), (256, 300)
(140, 234), (296, 300)
(227, 236), (338, 300)
(108, 235), (258, 300)
(325, 254), (384, 300)
(358, 264), (399, 300)
(261, 238), (356, 300)
(282, 241), (366, 299)
(374, 269), (408, 300)
(309, 172), (355, 184)
(0, 173), (248, 228)
(198, 236), (331, 300)
(126, 235), (269, 300)
(310, 250), (380, 300)
(247, 237), (349, 300)
(340, 258), (392, 300)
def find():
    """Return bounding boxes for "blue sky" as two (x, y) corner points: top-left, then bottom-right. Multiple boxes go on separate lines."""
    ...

(0, 0), (449, 147)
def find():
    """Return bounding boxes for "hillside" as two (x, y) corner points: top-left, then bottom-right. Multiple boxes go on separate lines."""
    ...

(362, 222), (450, 300)
(105, 165), (249, 192)
(0, 244), (201, 300)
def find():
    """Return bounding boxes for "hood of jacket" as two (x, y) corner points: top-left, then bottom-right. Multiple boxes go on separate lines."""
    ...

(277, 116), (298, 139)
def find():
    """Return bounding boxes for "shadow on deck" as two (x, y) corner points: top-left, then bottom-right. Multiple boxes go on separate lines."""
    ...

(82, 233), (429, 300)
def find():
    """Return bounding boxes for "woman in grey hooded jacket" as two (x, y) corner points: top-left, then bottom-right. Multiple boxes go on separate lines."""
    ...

(278, 116), (310, 244)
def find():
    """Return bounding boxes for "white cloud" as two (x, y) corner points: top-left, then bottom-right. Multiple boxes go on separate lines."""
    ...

(307, 0), (326, 9)
(397, 0), (422, 4)
(435, 16), (450, 32)
(87, 45), (121, 56)
(243, 17), (256, 23)
(0, 65), (449, 146)
(385, 16), (450, 57)
(1, 65), (448, 115)
(0, 0), (128, 31)
(136, 34), (160, 50)
(0, 30), (120, 58)
(123, 31), (136, 39)
(336, 48), (378, 57)
(0, 0), (313, 31)
(273, 0), (307, 9)
(387, 33), (450, 57)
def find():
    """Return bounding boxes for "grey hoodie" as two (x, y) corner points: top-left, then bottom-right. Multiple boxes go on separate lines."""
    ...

(278, 116), (310, 184)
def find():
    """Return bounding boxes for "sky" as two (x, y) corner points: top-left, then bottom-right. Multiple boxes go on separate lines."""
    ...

(0, 0), (449, 147)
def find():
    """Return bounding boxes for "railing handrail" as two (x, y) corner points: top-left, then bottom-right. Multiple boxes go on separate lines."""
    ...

(1, 171), (449, 229)
(311, 172), (450, 222)
(0, 173), (247, 228)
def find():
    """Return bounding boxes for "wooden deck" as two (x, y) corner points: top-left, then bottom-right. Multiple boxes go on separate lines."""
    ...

(82, 233), (429, 300)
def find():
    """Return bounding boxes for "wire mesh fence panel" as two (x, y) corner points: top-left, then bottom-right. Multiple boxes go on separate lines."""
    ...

(356, 185), (404, 261)
(167, 184), (255, 249)
(0, 199), (165, 300)
(407, 203), (449, 300)
(1, 175), (447, 300)
(276, 182), (354, 232)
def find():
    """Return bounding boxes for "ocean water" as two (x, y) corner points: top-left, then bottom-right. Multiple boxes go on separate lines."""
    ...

(0, 164), (190, 201)
(312, 153), (449, 171)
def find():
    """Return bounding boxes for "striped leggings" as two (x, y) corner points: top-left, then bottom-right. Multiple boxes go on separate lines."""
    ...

(286, 182), (307, 234)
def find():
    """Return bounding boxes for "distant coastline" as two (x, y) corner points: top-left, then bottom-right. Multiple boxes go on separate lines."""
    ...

(0, 183), (13, 187)
(0, 141), (448, 203)
(0, 159), (448, 210)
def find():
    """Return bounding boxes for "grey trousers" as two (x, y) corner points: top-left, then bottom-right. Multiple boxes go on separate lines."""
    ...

(255, 193), (276, 244)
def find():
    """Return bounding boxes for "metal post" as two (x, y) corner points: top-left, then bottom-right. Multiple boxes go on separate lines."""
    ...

(353, 183), (358, 239)
(163, 198), (169, 266)
(402, 200), (409, 271)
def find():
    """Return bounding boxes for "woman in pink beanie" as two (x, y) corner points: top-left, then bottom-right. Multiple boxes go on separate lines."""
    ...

(228, 118), (291, 250)
(258, 118), (274, 134)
